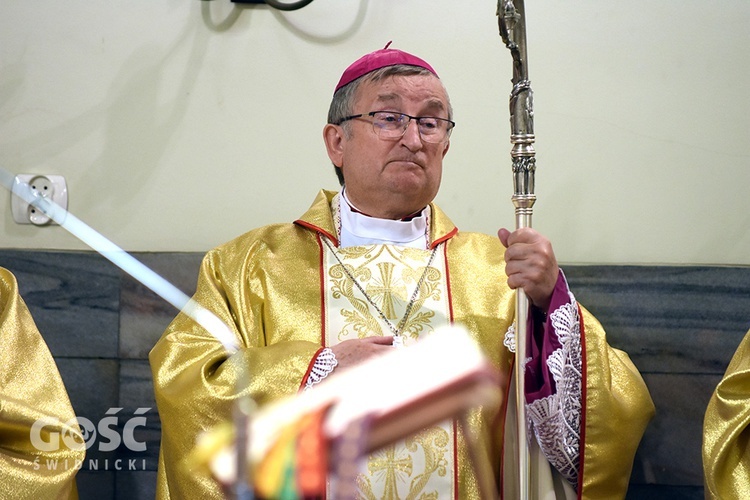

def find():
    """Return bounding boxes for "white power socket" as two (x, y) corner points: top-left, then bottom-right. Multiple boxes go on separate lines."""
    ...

(10, 174), (68, 226)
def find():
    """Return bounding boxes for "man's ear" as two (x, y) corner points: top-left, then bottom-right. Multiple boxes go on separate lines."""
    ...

(323, 123), (345, 167)
(441, 139), (450, 158)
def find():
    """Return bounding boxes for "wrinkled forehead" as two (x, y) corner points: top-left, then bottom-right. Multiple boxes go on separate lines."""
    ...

(356, 74), (450, 115)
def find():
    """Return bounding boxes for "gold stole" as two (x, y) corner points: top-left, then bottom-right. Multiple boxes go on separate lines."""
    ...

(322, 241), (457, 499)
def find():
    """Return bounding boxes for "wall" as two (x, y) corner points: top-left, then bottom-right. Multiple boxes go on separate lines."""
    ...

(1, 1), (749, 265)
(5, 249), (750, 499)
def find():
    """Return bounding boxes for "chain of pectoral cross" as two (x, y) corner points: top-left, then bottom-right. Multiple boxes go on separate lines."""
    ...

(323, 238), (440, 341)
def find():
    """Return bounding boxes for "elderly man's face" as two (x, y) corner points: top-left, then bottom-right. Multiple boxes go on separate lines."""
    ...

(324, 74), (450, 219)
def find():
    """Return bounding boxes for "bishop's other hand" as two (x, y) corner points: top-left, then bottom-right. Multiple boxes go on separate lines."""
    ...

(329, 336), (395, 370)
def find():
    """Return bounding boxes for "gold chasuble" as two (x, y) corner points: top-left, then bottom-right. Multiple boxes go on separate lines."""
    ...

(704, 328), (750, 499)
(0, 267), (84, 499)
(150, 190), (654, 500)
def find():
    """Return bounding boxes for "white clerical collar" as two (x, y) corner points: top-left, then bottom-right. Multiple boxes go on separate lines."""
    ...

(339, 189), (428, 249)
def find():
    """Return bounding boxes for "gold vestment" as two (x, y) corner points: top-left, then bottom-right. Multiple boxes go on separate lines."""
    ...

(0, 267), (84, 499)
(703, 328), (750, 499)
(150, 190), (654, 499)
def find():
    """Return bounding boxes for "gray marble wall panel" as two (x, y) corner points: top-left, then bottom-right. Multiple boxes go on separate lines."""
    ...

(3, 250), (749, 499)
(1, 250), (169, 500)
(1, 250), (120, 358)
(119, 253), (203, 360)
(564, 264), (750, 499)
(564, 265), (750, 374)
(631, 373), (719, 490)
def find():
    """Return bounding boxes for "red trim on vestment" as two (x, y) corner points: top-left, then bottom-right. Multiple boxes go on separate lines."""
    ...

(316, 233), (327, 347)
(453, 419), (459, 498)
(442, 242), (460, 497)
(298, 233), (329, 393)
(299, 346), (326, 392)
(576, 304), (587, 498)
(431, 226), (458, 249)
(316, 232), (330, 500)
(443, 243), (455, 327)
(294, 219), (339, 248)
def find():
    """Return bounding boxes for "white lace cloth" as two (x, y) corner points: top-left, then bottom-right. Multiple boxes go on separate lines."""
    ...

(503, 290), (583, 486)
(304, 347), (339, 391)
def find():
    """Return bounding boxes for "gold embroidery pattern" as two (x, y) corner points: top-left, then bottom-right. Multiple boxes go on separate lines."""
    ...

(358, 426), (451, 499)
(330, 262), (381, 339)
(328, 245), (442, 342)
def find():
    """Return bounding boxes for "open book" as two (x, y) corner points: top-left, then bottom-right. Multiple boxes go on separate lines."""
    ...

(192, 325), (504, 493)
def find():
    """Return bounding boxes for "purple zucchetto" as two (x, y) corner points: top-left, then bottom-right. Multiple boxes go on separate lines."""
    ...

(334, 41), (438, 93)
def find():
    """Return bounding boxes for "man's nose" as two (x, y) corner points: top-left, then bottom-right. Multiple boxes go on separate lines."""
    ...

(400, 119), (423, 149)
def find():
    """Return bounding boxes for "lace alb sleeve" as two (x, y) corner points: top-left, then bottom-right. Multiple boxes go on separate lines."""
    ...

(526, 292), (582, 486)
(502, 272), (583, 487)
(304, 347), (339, 391)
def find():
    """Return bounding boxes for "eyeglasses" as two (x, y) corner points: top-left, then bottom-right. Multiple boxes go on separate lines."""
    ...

(337, 111), (455, 143)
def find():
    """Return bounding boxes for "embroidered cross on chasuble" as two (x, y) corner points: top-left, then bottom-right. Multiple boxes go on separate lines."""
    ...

(322, 241), (457, 498)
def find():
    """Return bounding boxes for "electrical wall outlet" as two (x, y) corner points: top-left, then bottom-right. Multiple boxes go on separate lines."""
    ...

(10, 174), (68, 226)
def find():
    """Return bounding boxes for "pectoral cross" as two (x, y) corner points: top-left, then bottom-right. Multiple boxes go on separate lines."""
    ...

(368, 447), (413, 499)
(367, 262), (407, 320)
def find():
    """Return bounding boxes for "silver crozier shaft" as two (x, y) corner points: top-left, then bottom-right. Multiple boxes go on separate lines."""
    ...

(498, 1), (536, 498)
